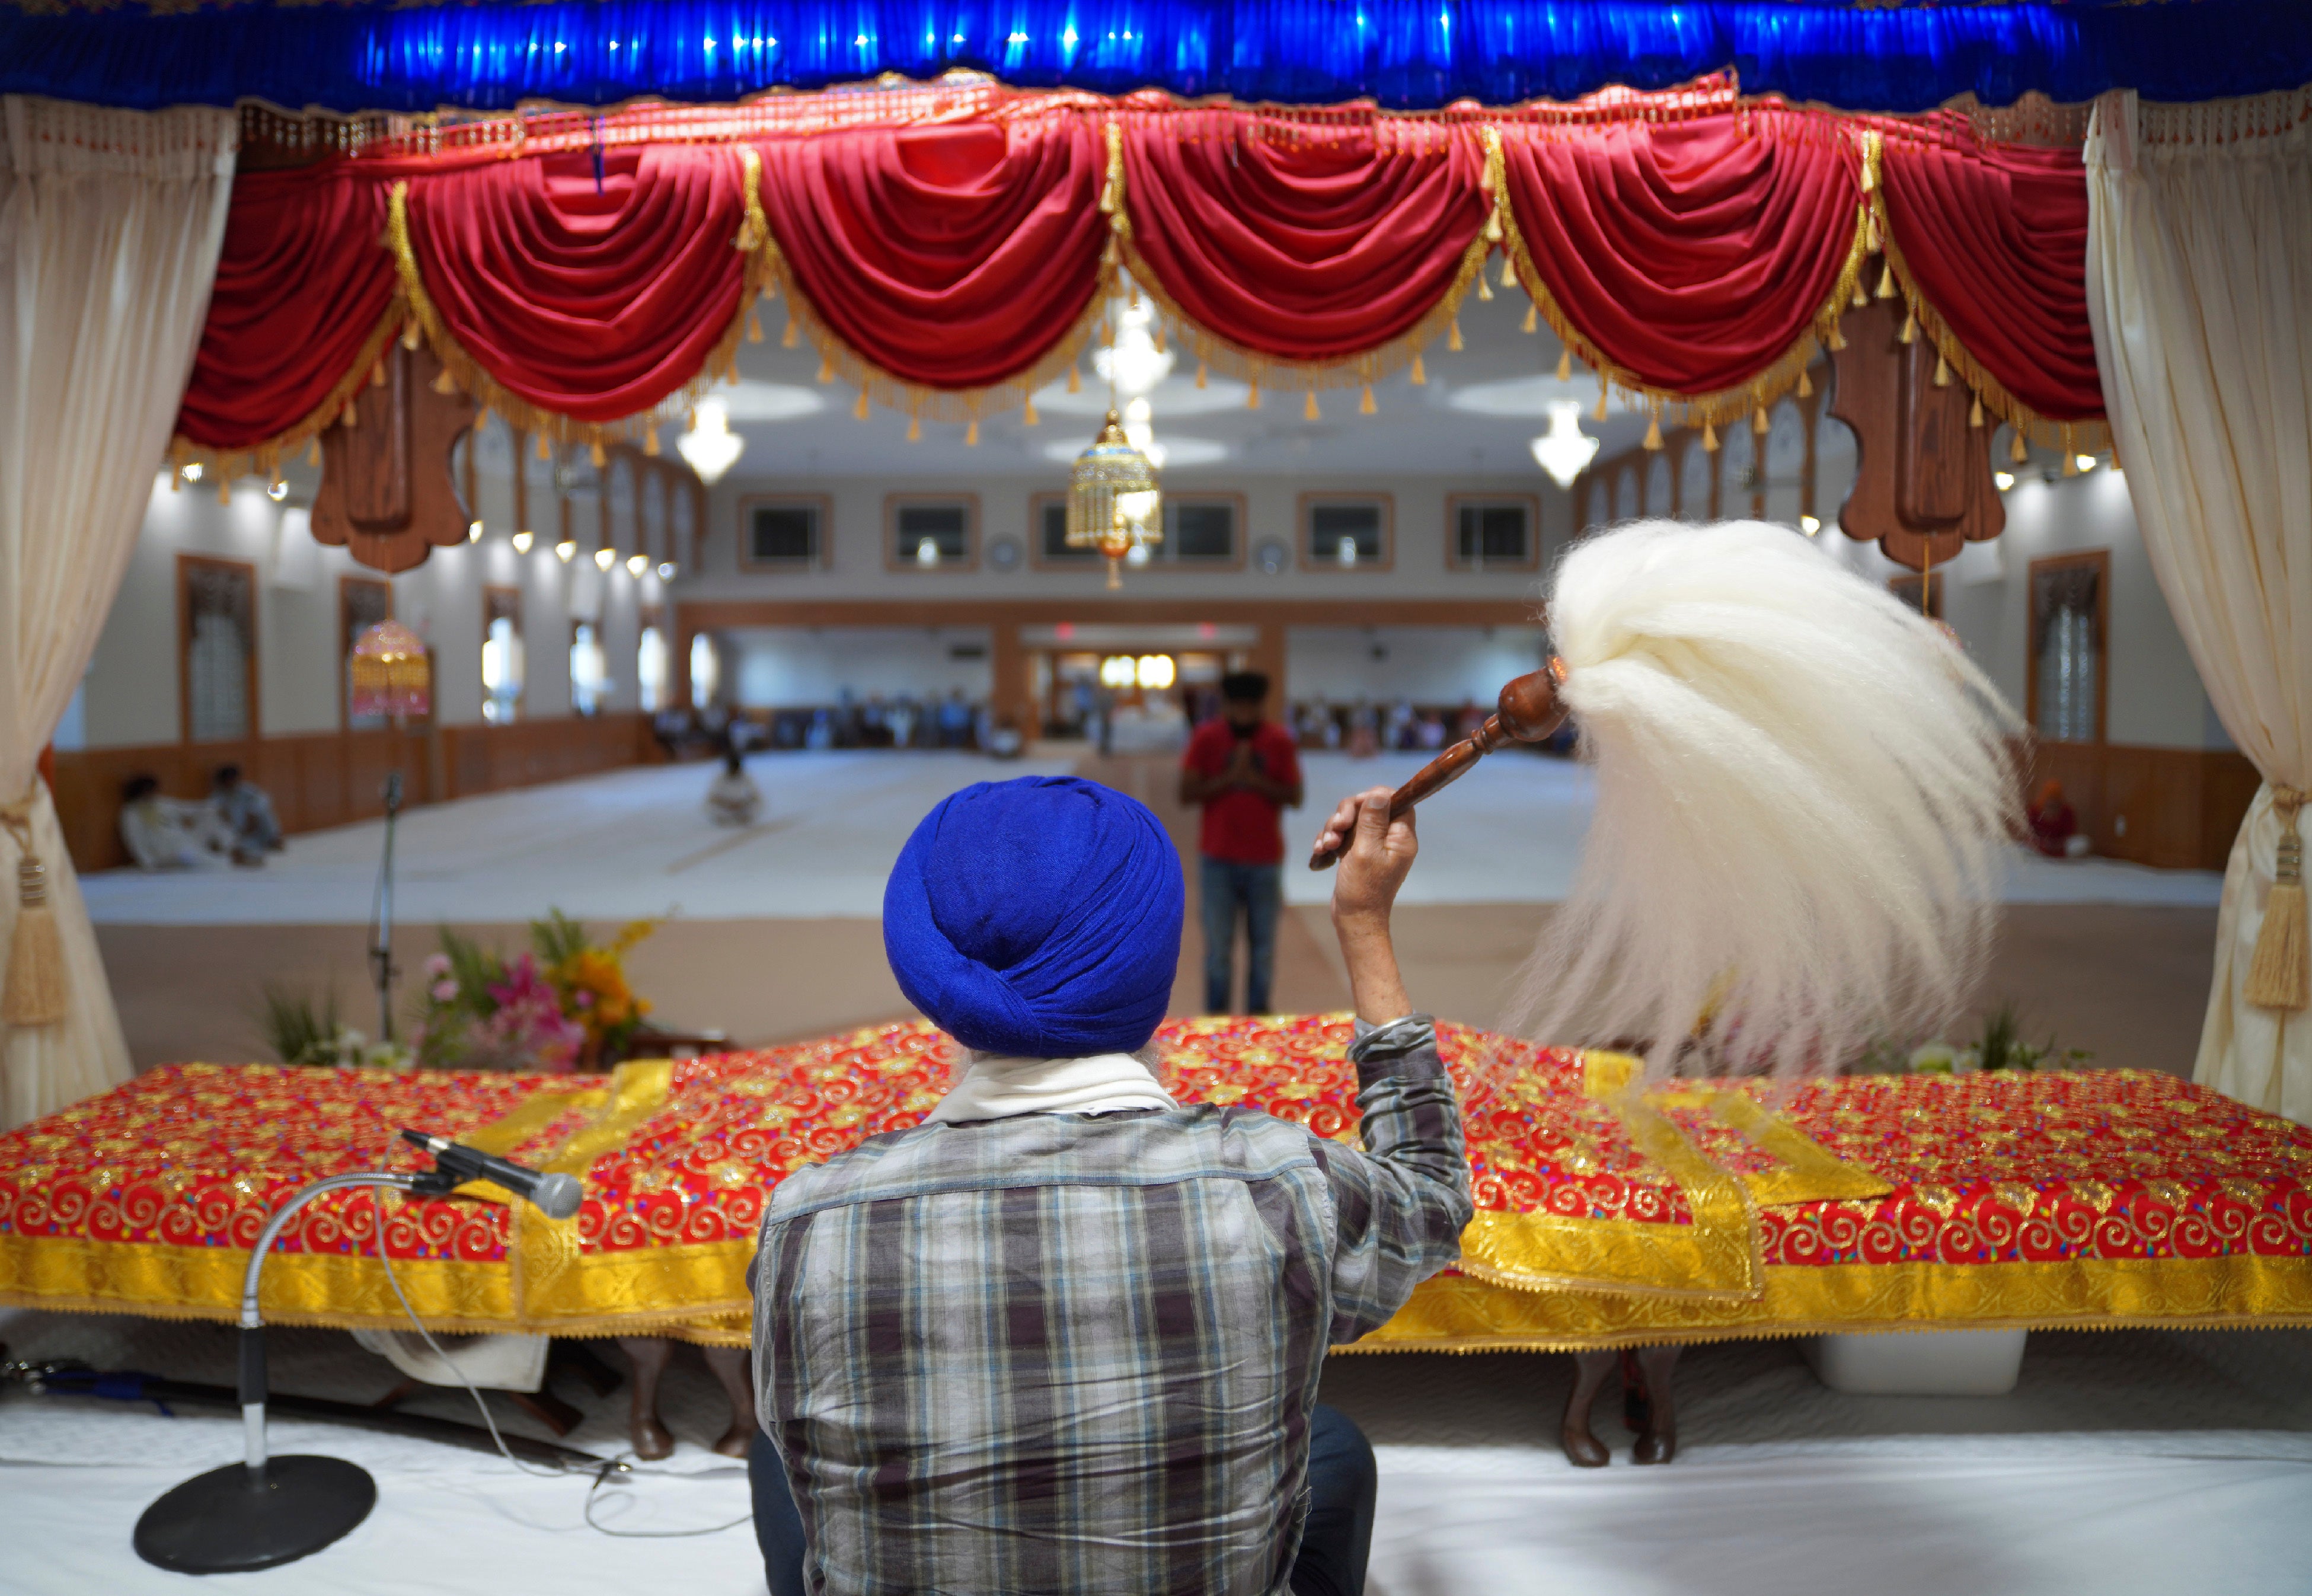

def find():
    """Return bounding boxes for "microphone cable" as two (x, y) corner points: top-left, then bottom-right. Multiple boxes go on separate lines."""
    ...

(367, 1196), (754, 1538)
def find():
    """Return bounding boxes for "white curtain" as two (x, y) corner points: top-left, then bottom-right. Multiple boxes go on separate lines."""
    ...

(0, 97), (237, 1129)
(2085, 88), (2312, 1123)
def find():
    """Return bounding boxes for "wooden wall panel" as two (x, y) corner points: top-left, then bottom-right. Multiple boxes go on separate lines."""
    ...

(53, 714), (653, 874)
(2027, 741), (2262, 872)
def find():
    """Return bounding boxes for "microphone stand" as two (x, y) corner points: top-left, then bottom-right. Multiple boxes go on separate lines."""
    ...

(132, 1157), (467, 1573)
(371, 770), (404, 1045)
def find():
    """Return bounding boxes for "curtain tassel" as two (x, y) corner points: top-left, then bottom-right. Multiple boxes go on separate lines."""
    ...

(816, 355), (835, 384)
(1066, 365), (1081, 394)
(1521, 304), (1537, 334)
(1969, 394), (1985, 427)
(906, 413), (921, 442)
(2011, 428), (2030, 464)
(307, 438), (322, 467)
(1448, 320), (1464, 353)
(370, 359), (386, 388)
(1359, 384), (1375, 416)
(430, 368), (458, 395)
(2244, 788), (2308, 1011)
(1827, 323), (1847, 352)
(1556, 349), (1572, 382)
(1875, 263), (1897, 300)
(1152, 323), (1166, 355)
(1195, 360), (1209, 390)
(1933, 352), (1952, 387)
(746, 307), (764, 344)
(782, 320), (799, 349)
(1701, 420), (1720, 452)
(1500, 256), (1518, 289)
(1797, 368), (1813, 399)
(589, 440), (606, 468)
(1023, 395), (1039, 426)
(1643, 411), (1662, 451)
(644, 425), (660, 457)
(1753, 404), (1770, 435)
(965, 420), (979, 448)
(1409, 353), (1426, 387)
(400, 320), (422, 353)
(1899, 312), (1917, 345)
(341, 401), (359, 430)
(854, 390), (871, 422)
(535, 431), (550, 459)
(1594, 383), (1609, 423)
(1476, 272), (1493, 302)
(1246, 378), (1260, 411)
(1, 805), (65, 1027)
(1304, 390), (1321, 422)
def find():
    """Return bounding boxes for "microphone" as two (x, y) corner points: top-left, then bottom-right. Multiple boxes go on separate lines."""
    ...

(399, 1129), (583, 1220)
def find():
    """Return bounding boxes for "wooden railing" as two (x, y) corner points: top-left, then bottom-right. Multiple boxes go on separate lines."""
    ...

(52, 713), (659, 874)
(2025, 741), (2261, 872)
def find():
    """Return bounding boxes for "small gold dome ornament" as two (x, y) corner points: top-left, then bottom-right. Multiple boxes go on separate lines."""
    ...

(1068, 410), (1161, 589)
(349, 620), (432, 722)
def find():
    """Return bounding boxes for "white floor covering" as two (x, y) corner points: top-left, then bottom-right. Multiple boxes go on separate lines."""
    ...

(2, 1308), (2305, 1595)
(79, 750), (2224, 926)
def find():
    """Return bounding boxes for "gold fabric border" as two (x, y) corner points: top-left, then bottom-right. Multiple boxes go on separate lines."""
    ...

(1340, 1253), (2312, 1353)
(1671, 1086), (1899, 1206)
(168, 299), (409, 489)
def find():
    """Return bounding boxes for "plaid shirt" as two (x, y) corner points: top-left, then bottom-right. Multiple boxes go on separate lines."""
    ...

(752, 1016), (1470, 1596)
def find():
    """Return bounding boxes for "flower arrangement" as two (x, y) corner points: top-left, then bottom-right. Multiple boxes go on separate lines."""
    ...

(411, 912), (656, 1072)
(258, 985), (412, 1071)
(1853, 1002), (2092, 1077)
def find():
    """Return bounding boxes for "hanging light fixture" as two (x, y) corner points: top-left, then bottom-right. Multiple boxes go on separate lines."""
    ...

(349, 620), (431, 723)
(1068, 411), (1162, 590)
(677, 397), (745, 486)
(1529, 400), (1601, 489)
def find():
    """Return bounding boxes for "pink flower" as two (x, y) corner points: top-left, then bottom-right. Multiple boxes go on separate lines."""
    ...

(422, 953), (452, 979)
(431, 979), (459, 1003)
(574, 989), (593, 1008)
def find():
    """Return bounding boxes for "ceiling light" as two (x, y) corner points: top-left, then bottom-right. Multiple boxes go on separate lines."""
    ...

(1529, 400), (1600, 489)
(1092, 295), (1175, 401)
(677, 396), (745, 486)
(180, 462), (203, 483)
(915, 538), (940, 569)
(2074, 454), (2099, 474)
(1336, 536), (1358, 569)
(555, 538), (576, 563)
(1994, 471), (2016, 492)
(512, 530), (534, 553)
(268, 480), (290, 502)
(467, 519), (483, 541)
(1800, 515), (1821, 535)
(625, 553), (648, 576)
(593, 547), (615, 571)
(1135, 653), (1174, 689)
(656, 561), (676, 580)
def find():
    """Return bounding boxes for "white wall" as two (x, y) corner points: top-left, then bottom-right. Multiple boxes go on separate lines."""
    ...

(727, 627), (993, 707)
(1285, 625), (1551, 707)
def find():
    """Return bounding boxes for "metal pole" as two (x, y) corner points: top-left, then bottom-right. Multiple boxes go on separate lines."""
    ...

(372, 772), (403, 1044)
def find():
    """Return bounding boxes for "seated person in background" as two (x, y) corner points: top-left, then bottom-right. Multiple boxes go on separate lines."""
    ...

(750, 776), (1467, 1596)
(119, 775), (229, 870)
(705, 748), (763, 827)
(2027, 778), (2090, 858)
(1414, 710), (1448, 751)
(209, 764), (283, 862)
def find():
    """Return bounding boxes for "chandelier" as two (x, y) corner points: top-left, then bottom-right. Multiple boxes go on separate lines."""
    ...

(1530, 399), (1601, 489)
(677, 397), (744, 485)
(1067, 409), (1161, 589)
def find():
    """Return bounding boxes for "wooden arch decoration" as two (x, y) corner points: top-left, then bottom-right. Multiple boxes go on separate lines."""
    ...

(311, 341), (477, 574)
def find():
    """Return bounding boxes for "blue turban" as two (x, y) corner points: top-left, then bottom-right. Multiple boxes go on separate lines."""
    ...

(883, 775), (1184, 1059)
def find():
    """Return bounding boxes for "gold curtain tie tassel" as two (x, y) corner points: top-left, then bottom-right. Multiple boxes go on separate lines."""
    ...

(2244, 787), (2309, 1011)
(2, 804), (66, 1027)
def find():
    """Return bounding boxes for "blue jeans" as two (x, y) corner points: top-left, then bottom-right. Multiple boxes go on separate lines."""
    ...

(749, 1403), (1376, 1596)
(1201, 856), (1282, 1016)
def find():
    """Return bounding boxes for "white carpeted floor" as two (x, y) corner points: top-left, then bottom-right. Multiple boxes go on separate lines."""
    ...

(1, 1308), (2304, 1595)
(78, 750), (2223, 926)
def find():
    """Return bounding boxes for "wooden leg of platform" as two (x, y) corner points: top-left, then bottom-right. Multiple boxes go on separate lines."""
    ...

(618, 1336), (676, 1461)
(1629, 1344), (1682, 1466)
(700, 1345), (757, 1459)
(509, 1387), (584, 1438)
(1561, 1350), (1615, 1468)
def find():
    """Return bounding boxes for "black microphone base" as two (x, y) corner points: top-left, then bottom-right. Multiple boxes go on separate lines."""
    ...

(133, 1455), (376, 1573)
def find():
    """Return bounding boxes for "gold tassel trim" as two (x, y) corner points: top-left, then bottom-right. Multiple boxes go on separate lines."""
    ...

(2011, 429), (2030, 464)
(1899, 311), (1917, 345)
(1410, 353), (1426, 387)
(783, 319), (799, 349)
(1797, 368), (1812, 399)
(1556, 348), (1572, 382)
(1246, 379), (1260, 411)
(1643, 410), (1662, 451)
(1875, 261), (1898, 300)
(1701, 420), (1720, 452)
(1066, 365), (1081, 394)
(1521, 304), (1537, 334)
(644, 425), (660, 457)
(746, 307), (764, 343)
(1448, 319), (1464, 352)
(906, 413), (921, 441)
(855, 390), (871, 422)
(1023, 395), (1039, 426)
(168, 300), (406, 488)
(1, 791), (65, 1027)
(589, 441), (606, 468)
(1933, 352), (1952, 387)
(1304, 390), (1321, 421)
(1970, 394), (1985, 427)
(1359, 384), (1375, 416)
(1195, 360), (1208, 389)
(2244, 787), (2308, 1011)
(1476, 271), (1493, 303)
(965, 419), (979, 447)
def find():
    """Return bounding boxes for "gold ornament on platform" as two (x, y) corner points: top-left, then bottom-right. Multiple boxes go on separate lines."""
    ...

(1066, 410), (1161, 589)
(349, 620), (432, 722)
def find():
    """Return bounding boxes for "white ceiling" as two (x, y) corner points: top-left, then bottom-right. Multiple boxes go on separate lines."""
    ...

(714, 282), (1653, 484)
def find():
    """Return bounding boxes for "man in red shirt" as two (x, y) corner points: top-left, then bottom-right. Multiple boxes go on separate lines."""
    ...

(1179, 671), (1304, 1014)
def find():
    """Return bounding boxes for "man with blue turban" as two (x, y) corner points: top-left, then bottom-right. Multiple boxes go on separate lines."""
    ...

(748, 774), (1469, 1596)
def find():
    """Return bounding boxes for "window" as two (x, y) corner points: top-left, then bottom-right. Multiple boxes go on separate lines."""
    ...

(741, 495), (828, 569)
(1299, 494), (1393, 570)
(2030, 551), (2107, 745)
(886, 495), (977, 570)
(690, 632), (721, 709)
(179, 555), (256, 743)
(637, 607), (668, 713)
(1165, 496), (1240, 564)
(339, 576), (392, 730)
(1032, 494), (1097, 566)
(1448, 495), (1538, 569)
(570, 620), (607, 717)
(481, 586), (523, 724)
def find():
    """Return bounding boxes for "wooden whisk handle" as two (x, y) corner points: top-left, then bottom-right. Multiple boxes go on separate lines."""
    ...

(1307, 659), (1569, 871)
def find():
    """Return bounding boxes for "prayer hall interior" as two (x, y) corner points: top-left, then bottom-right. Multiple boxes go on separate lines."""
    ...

(3, 5), (2310, 1594)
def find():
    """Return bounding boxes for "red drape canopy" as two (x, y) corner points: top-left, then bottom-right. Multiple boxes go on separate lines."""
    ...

(1117, 110), (1490, 394)
(1874, 116), (2103, 449)
(1499, 106), (1864, 424)
(170, 87), (2107, 477)
(753, 114), (1109, 420)
(174, 167), (399, 462)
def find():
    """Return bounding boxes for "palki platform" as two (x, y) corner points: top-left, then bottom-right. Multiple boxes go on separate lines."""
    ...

(5, 1017), (2307, 1464)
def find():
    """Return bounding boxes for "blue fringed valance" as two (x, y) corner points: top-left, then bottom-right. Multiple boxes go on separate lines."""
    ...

(1, 1), (2308, 116)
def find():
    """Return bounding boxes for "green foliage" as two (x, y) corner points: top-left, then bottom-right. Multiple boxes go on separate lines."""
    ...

(529, 909), (589, 969)
(258, 984), (339, 1067)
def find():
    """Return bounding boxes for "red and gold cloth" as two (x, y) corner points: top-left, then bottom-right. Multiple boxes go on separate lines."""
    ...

(6, 1017), (2308, 1349)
